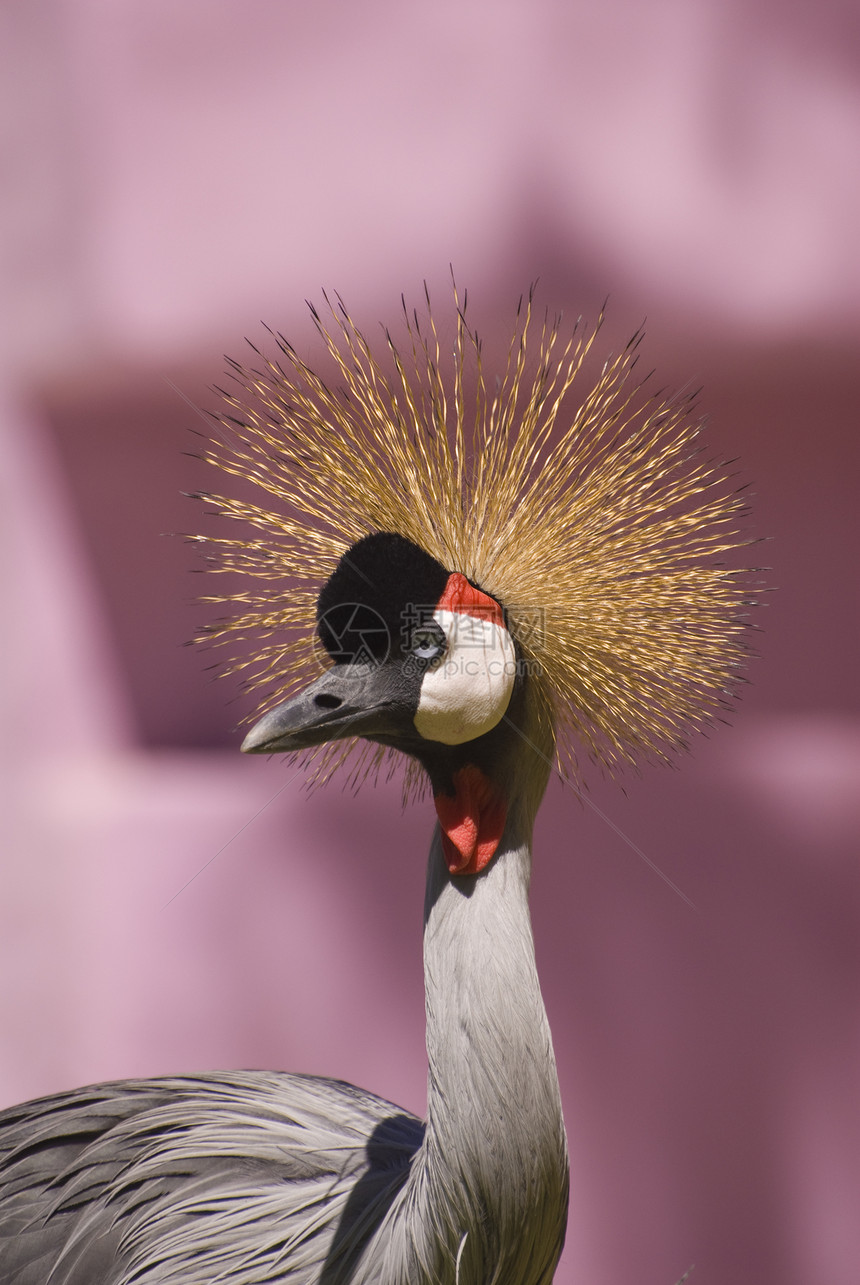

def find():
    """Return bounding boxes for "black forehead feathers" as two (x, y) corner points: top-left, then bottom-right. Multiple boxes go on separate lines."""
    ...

(317, 532), (451, 663)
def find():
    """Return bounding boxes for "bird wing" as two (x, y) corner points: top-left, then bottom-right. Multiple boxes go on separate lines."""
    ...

(0, 1071), (424, 1284)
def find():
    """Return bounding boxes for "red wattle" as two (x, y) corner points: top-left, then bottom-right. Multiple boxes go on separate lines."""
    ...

(433, 764), (507, 876)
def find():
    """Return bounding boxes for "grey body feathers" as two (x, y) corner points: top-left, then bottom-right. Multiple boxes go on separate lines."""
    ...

(0, 1071), (422, 1283)
(0, 827), (568, 1284)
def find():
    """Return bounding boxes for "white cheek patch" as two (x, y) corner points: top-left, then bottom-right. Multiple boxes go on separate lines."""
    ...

(413, 609), (517, 745)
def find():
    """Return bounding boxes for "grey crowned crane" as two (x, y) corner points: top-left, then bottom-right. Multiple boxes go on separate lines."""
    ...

(0, 289), (752, 1283)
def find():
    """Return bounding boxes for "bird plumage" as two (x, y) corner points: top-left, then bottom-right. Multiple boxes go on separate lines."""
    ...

(0, 1072), (424, 1283)
(0, 284), (753, 1282)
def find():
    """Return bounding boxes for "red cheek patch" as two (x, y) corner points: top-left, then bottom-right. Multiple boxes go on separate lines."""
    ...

(433, 764), (507, 876)
(436, 573), (505, 628)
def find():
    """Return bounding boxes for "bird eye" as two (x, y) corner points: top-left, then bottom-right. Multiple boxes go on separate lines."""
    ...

(410, 622), (447, 663)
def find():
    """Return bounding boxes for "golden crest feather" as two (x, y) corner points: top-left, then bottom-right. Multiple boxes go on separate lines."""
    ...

(191, 284), (754, 785)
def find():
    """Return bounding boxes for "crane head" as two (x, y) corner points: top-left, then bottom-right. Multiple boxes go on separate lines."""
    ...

(193, 283), (756, 863)
(241, 531), (524, 874)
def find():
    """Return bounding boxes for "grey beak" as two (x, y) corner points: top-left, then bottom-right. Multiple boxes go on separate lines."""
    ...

(240, 663), (411, 754)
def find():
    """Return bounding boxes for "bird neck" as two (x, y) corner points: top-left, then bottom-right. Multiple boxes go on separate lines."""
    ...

(400, 780), (569, 1283)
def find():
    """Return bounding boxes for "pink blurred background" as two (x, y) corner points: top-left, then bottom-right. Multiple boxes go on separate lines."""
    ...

(2, 3), (859, 1282)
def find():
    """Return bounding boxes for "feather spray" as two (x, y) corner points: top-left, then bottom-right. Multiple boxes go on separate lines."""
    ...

(189, 285), (754, 787)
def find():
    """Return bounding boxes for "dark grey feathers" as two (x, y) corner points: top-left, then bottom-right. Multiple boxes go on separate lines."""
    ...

(0, 1072), (422, 1284)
